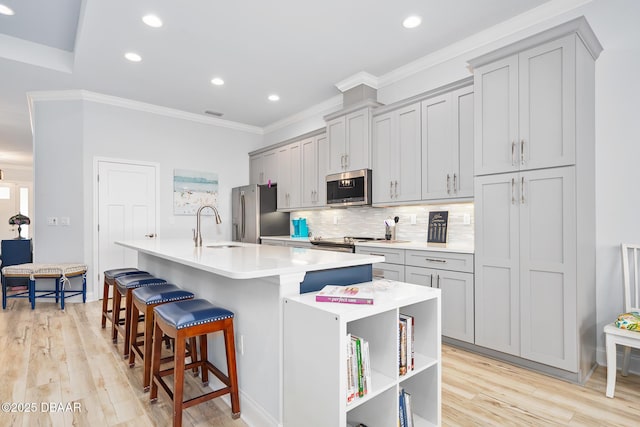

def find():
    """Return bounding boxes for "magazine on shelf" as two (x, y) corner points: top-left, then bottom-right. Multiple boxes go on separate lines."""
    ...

(316, 285), (375, 305)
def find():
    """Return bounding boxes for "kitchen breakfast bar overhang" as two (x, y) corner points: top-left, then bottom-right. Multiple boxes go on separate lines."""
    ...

(115, 238), (383, 427)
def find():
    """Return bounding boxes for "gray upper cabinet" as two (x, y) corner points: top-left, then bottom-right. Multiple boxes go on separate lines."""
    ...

(326, 106), (375, 174)
(474, 35), (576, 176)
(250, 148), (278, 185)
(421, 85), (474, 200)
(276, 142), (301, 210)
(372, 102), (422, 204)
(300, 133), (327, 208)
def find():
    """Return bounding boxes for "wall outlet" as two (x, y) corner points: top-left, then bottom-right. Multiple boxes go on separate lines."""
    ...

(463, 214), (471, 225)
(47, 217), (58, 226)
(410, 214), (417, 225)
(60, 217), (70, 226)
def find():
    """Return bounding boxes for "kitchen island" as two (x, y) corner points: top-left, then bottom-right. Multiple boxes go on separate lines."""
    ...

(115, 238), (383, 427)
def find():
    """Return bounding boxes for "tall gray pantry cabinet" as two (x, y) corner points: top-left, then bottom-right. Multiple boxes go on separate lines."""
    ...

(470, 17), (602, 382)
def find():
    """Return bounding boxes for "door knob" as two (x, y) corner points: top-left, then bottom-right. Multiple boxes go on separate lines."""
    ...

(145, 233), (156, 238)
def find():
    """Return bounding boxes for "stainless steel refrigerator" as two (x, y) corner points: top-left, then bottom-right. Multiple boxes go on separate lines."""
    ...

(231, 184), (290, 243)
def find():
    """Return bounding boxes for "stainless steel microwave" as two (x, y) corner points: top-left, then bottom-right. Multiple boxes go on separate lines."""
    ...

(326, 169), (372, 207)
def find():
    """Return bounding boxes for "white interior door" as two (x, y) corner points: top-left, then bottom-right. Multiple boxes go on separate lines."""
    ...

(97, 160), (157, 298)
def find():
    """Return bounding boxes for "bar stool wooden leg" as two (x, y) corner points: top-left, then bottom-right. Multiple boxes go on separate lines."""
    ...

(111, 285), (122, 343)
(173, 331), (187, 427)
(149, 321), (164, 403)
(199, 335), (209, 386)
(224, 320), (240, 416)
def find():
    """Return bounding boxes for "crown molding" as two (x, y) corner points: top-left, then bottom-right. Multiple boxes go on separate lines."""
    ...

(27, 90), (264, 135)
(335, 72), (380, 92)
(378, 0), (593, 87)
(262, 94), (343, 135)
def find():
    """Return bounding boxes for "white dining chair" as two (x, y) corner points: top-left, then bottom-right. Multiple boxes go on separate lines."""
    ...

(605, 243), (640, 398)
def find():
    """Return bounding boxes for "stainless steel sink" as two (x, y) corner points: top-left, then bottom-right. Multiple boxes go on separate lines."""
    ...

(206, 244), (241, 248)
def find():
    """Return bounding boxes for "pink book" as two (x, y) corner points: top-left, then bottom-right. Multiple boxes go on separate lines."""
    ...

(315, 285), (375, 305)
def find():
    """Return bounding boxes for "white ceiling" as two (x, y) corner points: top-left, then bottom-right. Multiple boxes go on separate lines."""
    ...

(0, 0), (558, 167)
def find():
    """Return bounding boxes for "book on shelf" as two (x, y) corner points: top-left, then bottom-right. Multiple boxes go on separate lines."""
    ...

(346, 333), (371, 404)
(347, 333), (356, 404)
(399, 313), (415, 372)
(316, 285), (374, 305)
(399, 388), (407, 427)
(399, 318), (407, 376)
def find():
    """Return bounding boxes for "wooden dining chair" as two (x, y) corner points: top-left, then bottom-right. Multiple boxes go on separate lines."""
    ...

(605, 243), (640, 397)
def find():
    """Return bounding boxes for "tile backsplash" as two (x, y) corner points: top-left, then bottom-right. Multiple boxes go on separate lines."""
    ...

(291, 202), (474, 247)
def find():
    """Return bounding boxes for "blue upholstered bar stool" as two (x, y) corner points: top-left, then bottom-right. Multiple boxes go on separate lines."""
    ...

(150, 299), (240, 427)
(130, 284), (196, 392)
(102, 268), (148, 328)
(113, 274), (167, 358)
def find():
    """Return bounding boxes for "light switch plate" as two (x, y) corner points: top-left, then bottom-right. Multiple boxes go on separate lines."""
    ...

(60, 217), (70, 226)
(47, 217), (58, 226)
(410, 214), (417, 225)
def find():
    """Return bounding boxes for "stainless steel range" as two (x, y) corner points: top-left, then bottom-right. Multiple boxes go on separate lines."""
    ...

(309, 236), (385, 253)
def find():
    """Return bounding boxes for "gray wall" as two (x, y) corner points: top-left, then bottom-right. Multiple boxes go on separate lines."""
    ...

(32, 97), (263, 298)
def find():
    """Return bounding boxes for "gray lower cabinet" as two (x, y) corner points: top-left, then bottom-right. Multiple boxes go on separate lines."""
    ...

(474, 166), (577, 370)
(404, 251), (474, 344)
(356, 246), (474, 343)
(372, 262), (405, 282)
(355, 246), (405, 281)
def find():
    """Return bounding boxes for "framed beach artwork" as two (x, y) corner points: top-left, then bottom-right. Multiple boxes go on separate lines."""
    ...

(173, 169), (219, 215)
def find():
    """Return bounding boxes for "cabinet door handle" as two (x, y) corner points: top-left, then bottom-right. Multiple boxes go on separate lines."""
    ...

(521, 139), (525, 166)
(394, 181), (398, 198)
(390, 181), (394, 198)
(345, 154), (349, 168)
(512, 141), (516, 166)
(511, 178), (516, 205)
(446, 174), (451, 194)
(436, 274), (440, 289)
(453, 173), (457, 193)
(429, 274), (433, 287)
(425, 258), (447, 263)
(521, 177), (525, 204)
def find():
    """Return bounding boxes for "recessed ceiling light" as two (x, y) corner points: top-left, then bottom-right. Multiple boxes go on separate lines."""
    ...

(124, 52), (142, 62)
(142, 14), (163, 28)
(0, 4), (15, 15)
(211, 77), (225, 86)
(268, 94), (280, 102)
(402, 15), (422, 29)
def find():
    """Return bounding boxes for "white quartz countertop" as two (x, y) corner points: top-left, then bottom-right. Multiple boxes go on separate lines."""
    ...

(116, 238), (383, 280)
(260, 235), (474, 254)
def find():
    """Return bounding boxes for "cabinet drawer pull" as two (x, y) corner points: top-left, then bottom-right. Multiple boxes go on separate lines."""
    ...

(425, 258), (447, 263)
(369, 253), (386, 257)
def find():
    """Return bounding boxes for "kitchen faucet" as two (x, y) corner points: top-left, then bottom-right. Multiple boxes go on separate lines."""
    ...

(194, 204), (222, 247)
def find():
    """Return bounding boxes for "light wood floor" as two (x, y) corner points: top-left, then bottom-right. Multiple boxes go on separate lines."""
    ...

(1, 299), (640, 426)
